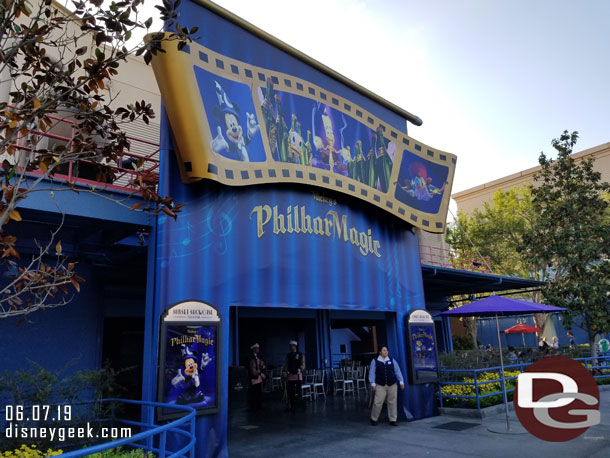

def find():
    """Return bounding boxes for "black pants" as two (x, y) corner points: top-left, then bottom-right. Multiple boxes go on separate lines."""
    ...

(286, 379), (302, 410)
(249, 382), (263, 410)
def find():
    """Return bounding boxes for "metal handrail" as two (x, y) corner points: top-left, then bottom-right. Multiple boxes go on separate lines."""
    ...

(5, 106), (160, 194)
(51, 398), (196, 458)
(438, 356), (610, 410)
(419, 244), (493, 273)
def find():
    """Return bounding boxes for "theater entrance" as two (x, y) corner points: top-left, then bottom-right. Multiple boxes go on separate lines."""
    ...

(228, 307), (397, 454)
(329, 314), (388, 368)
(228, 307), (393, 409)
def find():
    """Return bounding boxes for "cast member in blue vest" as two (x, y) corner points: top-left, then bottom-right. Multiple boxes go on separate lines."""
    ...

(368, 346), (405, 426)
(283, 340), (305, 412)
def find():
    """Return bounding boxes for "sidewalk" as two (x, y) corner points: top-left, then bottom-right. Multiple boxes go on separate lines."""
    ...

(228, 390), (610, 457)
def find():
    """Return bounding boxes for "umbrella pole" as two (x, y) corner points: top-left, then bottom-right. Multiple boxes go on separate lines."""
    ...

(522, 333), (526, 350)
(495, 314), (510, 430)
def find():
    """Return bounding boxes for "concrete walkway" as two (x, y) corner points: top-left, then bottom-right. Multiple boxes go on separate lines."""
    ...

(228, 390), (610, 457)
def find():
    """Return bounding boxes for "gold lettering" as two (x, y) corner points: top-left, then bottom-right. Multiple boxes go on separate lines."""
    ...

(250, 205), (271, 238)
(301, 206), (312, 234)
(374, 240), (381, 258)
(359, 231), (369, 256)
(251, 204), (382, 258)
(273, 205), (286, 234)
(313, 216), (324, 235)
(287, 206), (293, 234)
(326, 210), (348, 241)
(324, 216), (332, 237)
(350, 227), (359, 245)
(293, 206), (300, 233)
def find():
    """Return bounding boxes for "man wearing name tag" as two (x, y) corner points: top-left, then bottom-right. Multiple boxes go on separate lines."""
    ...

(369, 346), (405, 426)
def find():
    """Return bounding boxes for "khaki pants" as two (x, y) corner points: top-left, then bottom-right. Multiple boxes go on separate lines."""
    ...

(370, 384), (398, 422)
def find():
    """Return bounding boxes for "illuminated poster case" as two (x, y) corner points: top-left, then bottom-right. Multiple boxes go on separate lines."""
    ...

(406, 309), (439, 385)
(157, 301), (221, 420)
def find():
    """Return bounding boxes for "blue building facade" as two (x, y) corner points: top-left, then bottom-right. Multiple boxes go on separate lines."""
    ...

(0, 2), (556, 458)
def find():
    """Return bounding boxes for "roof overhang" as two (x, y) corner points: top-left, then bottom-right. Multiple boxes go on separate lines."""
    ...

(422, 264), (546, 301)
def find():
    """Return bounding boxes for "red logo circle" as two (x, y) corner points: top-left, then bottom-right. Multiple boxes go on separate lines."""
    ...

(514, 356), (600, 442)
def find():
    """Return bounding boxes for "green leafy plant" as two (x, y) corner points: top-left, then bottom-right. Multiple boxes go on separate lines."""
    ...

(0, 0), (193, 319)
(0, 444), (63, 458)
(520, 131), (610, 356)
(86, 447), (156, 457)
(0, 361), (124, 452)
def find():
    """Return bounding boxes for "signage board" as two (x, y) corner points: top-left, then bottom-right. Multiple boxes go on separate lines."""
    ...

(157, 301), (221, 419)
(406, 309), (439, 384)
(149, 1), (457, 233)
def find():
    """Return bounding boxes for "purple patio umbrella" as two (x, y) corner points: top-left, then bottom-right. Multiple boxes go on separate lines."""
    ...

(440, 296), (566, 431)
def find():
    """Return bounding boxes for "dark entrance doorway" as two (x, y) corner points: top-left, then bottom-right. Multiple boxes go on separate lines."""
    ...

(235, 313), (318, 370)
(101, 317), (144, 401)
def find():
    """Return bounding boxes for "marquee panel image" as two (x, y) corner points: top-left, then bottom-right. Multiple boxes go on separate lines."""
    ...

(150, 37), (457, 233)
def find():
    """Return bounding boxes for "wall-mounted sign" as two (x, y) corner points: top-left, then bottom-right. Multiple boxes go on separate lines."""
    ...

(149, 2), (456, 233)
(157, 301), (221, 420)
(406, 309), (439, 385)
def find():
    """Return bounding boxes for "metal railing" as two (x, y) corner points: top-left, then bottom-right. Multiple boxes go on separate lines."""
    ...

(438, 355), (610, 410)
(7, 110), (160, 195)
(420, 244), (493, 273)
(56, 399), (195, 458)
(0, 399), (196, 458)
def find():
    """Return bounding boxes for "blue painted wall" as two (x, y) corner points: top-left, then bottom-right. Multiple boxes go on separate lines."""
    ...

(145, 146), (430, 457)
(330, 328), (360, 358)
(0, 262), (103, 374)
(475, 315), (607, 349)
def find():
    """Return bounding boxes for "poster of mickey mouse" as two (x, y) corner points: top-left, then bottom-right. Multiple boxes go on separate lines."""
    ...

(193, 67), (266, 162)
(157, 301), (221, 419)
(406, 309), (439, 385)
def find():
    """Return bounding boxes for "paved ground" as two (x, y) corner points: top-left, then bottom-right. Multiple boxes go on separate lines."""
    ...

(228, 390), (610, 458)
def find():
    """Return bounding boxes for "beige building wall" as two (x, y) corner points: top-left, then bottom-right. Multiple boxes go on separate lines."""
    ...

(2, 1), (163, 177)
(453, 142), (610, 215)
(107, 53), (162, 187)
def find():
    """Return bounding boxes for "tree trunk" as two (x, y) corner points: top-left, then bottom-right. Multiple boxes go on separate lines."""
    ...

(533, 313), (550, 334)
(589, 333), (597, 358)
(463, 317), (478, 350)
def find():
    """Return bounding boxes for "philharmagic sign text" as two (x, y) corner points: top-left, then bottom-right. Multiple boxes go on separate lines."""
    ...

(250, 205), (381, 258)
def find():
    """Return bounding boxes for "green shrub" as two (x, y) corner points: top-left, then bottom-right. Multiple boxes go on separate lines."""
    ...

(439, 356), (610, 409)
(0, 444), (62, 458)
(0, 362), (124, 452)
(86, 447), (155, 457)
(452, 335), (480, 351)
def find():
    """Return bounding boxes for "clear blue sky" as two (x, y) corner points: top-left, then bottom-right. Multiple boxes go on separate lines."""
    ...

(210, 0), (610, 193)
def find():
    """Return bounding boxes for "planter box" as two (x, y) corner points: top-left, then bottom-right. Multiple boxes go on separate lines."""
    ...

(439, 402), (514, 419)
(440, 384), (610, 419)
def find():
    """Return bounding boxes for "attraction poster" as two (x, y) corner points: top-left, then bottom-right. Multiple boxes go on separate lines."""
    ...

(394, 150), (449, 214)
(157, 301), (221, 419)
(406, 309), (439, 385)
(194, 67), (267, 163)
(409, 323), (438, 383)
(149, 13), (458, 233)
(257, 82), (395, 193)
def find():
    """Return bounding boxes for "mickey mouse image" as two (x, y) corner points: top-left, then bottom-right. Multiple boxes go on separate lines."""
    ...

(211, 81), (260, 161)
(415, 339), (427, 360)
(171, 344), (212, 405)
